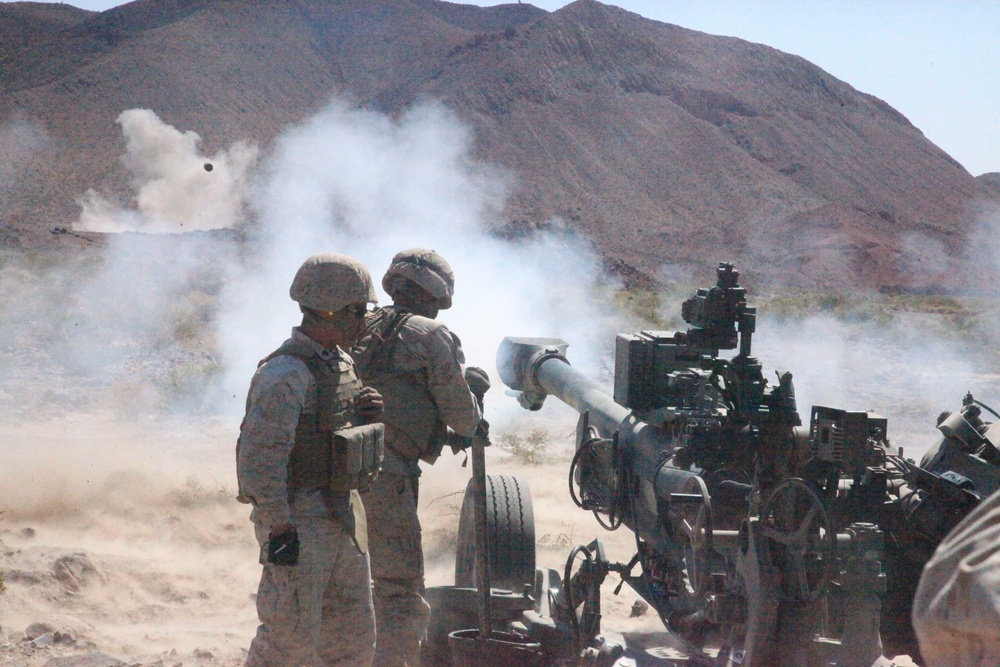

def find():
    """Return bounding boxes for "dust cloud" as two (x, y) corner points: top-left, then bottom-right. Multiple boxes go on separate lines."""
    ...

(212, 99), (623, 423)
(75, 109), (258, 233)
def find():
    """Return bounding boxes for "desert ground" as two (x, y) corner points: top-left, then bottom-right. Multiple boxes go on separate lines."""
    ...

(0, 400), (654, 667)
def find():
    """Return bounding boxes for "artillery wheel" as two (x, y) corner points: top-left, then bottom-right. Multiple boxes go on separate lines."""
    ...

(675, 475), (715, 597)
(455, 474), (536, 592)
(760, 478), (835, 601)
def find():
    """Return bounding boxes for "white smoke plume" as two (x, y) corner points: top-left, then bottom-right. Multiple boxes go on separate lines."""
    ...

(214, 99), (622, 425)
(751, 311), (995, 455)
(3, 98), (622, 432)
(75, 108), (258, 233)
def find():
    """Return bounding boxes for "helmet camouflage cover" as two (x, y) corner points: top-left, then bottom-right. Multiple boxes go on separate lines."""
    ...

(289, 253), (377, 312)
(382, 248), (455, 310)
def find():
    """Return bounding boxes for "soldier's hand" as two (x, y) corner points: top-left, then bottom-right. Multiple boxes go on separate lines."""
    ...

(448, 430), (472, 454)
(474, 418), (490, 447)
(356, 386), (384, 423)
(464, 367), (491, 401)
(267, 525), (300, 566)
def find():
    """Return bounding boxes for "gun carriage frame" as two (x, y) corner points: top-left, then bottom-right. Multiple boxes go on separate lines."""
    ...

(426, 263), (1000, 667)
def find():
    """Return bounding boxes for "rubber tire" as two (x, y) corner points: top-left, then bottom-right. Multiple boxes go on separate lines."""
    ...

(455, 474), (536, 592)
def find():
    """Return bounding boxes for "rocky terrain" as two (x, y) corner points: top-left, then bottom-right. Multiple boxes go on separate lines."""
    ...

(2, 0), (998, 290)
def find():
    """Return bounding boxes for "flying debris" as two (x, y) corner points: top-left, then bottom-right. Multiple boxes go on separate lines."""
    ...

(203, 163), (213, 172)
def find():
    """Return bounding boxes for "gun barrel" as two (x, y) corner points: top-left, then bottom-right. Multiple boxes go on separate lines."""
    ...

(498, 336), (670, 480)
(497, 337), (630, 434)
(498, 336), (704, 558)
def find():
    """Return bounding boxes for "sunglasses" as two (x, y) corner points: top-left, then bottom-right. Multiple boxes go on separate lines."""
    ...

(311, 305), (371, 321)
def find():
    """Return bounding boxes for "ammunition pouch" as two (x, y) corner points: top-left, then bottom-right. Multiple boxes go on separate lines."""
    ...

(330, 423), (385, 493)
(418, 422), (449, 464)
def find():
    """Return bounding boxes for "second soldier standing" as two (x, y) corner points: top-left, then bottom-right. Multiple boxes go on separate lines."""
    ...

(354, 249), (489, 667)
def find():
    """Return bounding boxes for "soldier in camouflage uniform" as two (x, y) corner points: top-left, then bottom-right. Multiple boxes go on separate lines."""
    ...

(913, 486), (1000, 667)
(238, 253), (384, 667)
(354, 248), (489, 667)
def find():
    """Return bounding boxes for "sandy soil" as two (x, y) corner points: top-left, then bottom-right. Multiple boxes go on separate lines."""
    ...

(0, 404), (642, 667)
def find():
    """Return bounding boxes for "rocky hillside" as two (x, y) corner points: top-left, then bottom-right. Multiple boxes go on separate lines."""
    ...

(978, 172), (1000, 198)
(1, 0), (996, 290)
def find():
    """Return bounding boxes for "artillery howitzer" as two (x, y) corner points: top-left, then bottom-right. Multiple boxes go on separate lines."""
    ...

(426, 262), (1000, 667)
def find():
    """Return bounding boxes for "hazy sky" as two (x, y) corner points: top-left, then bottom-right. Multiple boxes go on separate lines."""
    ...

(12, 0), (999, 176)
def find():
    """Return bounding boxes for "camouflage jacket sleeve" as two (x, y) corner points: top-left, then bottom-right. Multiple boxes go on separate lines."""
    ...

(912, 487), (1000, 667)
(399, 318), (482, 437)
(236, 355), (312, 528)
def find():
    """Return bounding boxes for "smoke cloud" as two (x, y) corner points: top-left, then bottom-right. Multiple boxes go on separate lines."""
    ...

(75, 109), (258, 233)
(214, 99), (622, 423)
(1, 96), (624, 491)
(752, 311), (996, 453)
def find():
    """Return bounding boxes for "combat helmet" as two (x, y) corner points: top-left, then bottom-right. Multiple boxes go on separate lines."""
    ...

(382, 248), (455, 310)
(290, 253), (377, 313)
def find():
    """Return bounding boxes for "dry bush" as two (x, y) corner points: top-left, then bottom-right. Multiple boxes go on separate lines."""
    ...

(614, 283), (690, 329)
(165, 355), (221, 399)
(537, 530), (574, 551)
(423, 490), (465, 563)
(494, 428), (553, 465)
(614, 288), (665, 327)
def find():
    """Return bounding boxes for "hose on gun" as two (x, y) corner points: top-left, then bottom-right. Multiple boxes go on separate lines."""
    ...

(569, 427), (624, 531)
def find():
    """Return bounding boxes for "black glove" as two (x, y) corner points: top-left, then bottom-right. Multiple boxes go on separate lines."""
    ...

(448, 419), (491, 455)
(464, 367), (491, 402)
(448, 430), (473, 453)
(267, 526), (300, 566)
(475, 418), (490, 442)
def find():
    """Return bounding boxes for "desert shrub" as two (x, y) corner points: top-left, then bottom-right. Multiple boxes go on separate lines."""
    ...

(170, 288), (218, 346)
(164, 355), (221, 399)
(537, 531), (574, 551)
(759, 290), (890, 324)
(423, 491), (465, 562)
(614, 283), (693, 329)
(494, 428), (553, 465)
(615, 288), (665, 327)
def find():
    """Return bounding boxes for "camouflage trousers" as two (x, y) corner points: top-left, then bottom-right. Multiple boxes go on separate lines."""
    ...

(362, 472), (432, 667)
(245, 514), (375, 667)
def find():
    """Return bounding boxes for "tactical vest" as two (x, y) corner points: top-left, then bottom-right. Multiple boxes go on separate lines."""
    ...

(353, 308), (447, 462)
(237, 337), (382, 500)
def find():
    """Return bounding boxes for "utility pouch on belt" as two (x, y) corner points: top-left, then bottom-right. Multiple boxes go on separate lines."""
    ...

(419, 421), (449, 465)
(329, 423), (385, 493)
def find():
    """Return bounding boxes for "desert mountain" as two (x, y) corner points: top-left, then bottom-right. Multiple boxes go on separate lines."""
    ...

(978, 172), (1000, 199)
(0, 1), (93, 62)
(1, 0), (995, 290)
